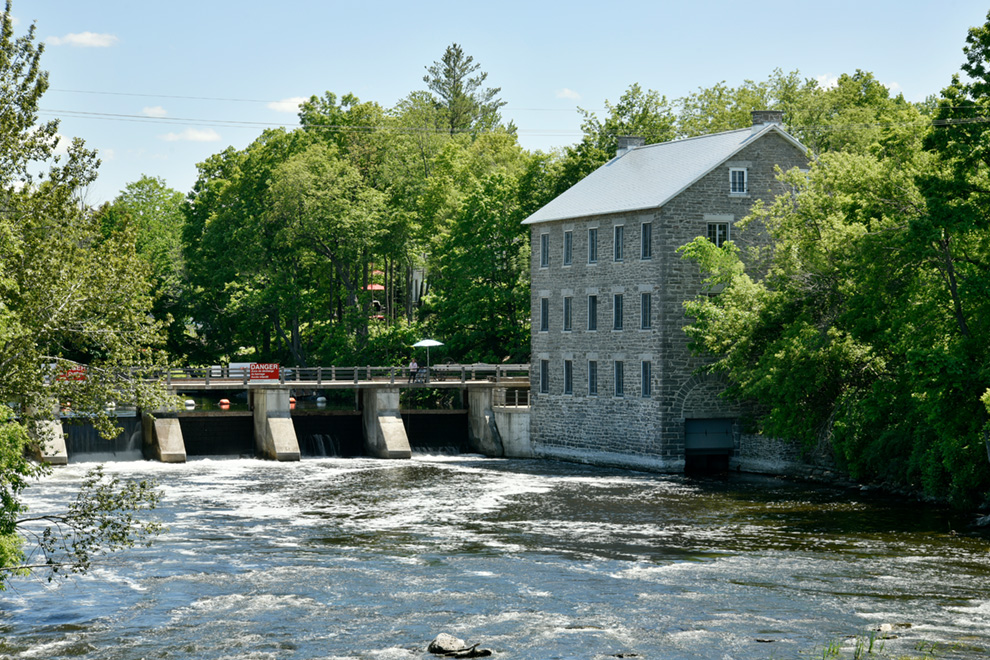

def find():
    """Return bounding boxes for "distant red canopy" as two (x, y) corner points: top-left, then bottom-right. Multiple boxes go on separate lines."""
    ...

(366, 283), (385, 291)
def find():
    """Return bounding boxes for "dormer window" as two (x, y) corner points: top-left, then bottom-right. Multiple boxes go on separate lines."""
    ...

(729, 168), (747, 194)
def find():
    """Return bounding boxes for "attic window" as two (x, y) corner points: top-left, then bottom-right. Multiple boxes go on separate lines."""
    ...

(729, 168), (747, 194)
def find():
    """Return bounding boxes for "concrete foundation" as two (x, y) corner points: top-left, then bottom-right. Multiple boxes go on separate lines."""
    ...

(467, 388), (503, 457)
(362, 388), (411, 458)
(251, 388), (301, 461)
(494, 407), (532, 457)
(31, 419), (68, 465)
(142, 413), (187, 463)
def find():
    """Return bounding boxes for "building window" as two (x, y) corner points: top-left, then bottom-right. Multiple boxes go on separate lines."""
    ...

(539, 359), (549, 394)
(563, 296), (572, 332)
(613, 293), (623, 331)
(707, 222), (730, 248)
(613, 225), (624, 261)
(564, 360), (573, 395)
(563, 230), (573, 266)
(641, 222), (652, 260)
(614, 361), (624, 397)
(588, 360), (598, 396)
(540, 297), (549, 332)
(730, 168), (747, 194)
(540, 233), (550, 268)
(588, 295), (598, 331)
(641, 292), (652, 329)
(641, 361), (652, 397)
(588, 228), (598, 264)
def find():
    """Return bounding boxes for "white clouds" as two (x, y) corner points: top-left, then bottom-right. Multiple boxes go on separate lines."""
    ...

(555, 88), (581, 100)
(159, 128), (221, 142)
(816, 74), (839, 90)
(47, 32), (119, 47)
(142, 106), (168, 118)
(267, 96), (307, 113)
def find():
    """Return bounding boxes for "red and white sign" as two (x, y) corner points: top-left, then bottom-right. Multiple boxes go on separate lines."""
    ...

(57, 366), (87, 382)
(249, 363), (280, 381)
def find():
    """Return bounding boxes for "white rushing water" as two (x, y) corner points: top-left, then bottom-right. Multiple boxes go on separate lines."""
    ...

(1, 455), (988, 659)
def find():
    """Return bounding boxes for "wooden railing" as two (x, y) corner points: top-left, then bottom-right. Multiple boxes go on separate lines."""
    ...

(153, 363), (530, 389)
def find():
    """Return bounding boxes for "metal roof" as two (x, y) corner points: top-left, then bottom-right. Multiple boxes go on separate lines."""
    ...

(523, 124), (807, 225)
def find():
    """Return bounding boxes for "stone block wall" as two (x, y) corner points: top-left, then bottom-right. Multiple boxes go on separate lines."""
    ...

(529, 130), (809, 470)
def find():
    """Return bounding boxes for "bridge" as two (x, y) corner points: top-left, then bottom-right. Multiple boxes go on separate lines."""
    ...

(160, 363), (529, 390)
(36, 363), (531, 466)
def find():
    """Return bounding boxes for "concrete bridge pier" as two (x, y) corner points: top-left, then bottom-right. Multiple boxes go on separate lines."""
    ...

(251, 388), (301, 461)
(362, 387), (411, 458)
(467, 388), (504, 457)
(142, 412), (187, 463)
(29, 405), (68, 465)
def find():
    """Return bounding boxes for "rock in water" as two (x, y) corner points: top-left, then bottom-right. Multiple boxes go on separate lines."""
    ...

(429, 633), (466, 655)
(428, 633), (493, 657)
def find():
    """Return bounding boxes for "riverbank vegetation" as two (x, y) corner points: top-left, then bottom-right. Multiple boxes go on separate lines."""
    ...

(94, 13), (990, 505)
(0, 1), (168, 587)
(680, 16), (990, 506)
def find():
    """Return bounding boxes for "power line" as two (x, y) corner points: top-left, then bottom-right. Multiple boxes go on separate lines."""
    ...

(37, 108), (584, 137)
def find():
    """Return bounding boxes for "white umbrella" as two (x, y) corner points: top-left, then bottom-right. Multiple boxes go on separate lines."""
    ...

(412, 339), (444, 377)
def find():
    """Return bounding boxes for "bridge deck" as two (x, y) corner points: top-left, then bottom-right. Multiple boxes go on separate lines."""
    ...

(161, 364), (530, 392)
(167, 377), (503, 391)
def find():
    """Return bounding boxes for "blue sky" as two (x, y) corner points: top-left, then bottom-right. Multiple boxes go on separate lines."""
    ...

(18, 0), (990, 204)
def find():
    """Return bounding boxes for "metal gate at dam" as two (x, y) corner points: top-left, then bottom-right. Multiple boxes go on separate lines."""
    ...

(40, 364), (531, 464)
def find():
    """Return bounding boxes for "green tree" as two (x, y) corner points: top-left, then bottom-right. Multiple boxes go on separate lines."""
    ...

(425, 169), (530, 362)
(101, 176), (188, 356)
(680, 141), (990, 505)
(0, 1), (165, 586)
(423, 43), (507, 135)
(268, 142), (387, 350)
(555, 84), (676, 196)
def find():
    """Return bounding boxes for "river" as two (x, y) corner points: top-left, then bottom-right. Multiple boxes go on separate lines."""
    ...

(1, 455), (988, 659)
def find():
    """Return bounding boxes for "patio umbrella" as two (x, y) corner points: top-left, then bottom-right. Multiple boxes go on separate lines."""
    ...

(411, 338), (443, 373)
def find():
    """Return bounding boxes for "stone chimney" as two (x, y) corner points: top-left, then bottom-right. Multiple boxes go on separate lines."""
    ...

(751, 110), (783, 134)
(616, 135), (645, 157)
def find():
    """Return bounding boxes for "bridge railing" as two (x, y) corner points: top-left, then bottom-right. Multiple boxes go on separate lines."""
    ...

(153, 363), (530, 387)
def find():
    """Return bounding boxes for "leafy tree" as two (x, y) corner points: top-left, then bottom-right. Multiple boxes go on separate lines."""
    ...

(0, 1), (165, 586)
(101, 176), (187, 356)
(423, 43), (507, 135)
(677, 70), (816, 137)
(268, 142), (387, 349)
(424, 169), (530, 362)
(680, 139), (990, 505)
(555, 84), (676, 196)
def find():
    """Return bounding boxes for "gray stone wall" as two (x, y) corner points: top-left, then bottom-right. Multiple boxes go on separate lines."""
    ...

(529, 130), (808, 470)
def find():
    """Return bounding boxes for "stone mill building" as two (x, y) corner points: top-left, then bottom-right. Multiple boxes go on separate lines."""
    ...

(524, 111), (809, 471)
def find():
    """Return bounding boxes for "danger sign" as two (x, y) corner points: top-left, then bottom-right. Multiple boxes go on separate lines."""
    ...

(249, 363), (280, 381)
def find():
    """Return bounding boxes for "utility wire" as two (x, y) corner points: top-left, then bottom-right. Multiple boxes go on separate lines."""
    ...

(37, 108), (583, 136)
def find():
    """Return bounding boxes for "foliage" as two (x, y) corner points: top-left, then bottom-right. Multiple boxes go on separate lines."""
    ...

(423, 43), (507, 136)
(680, 142), (990, 504)
(14, 465), (162, 582)
(100, 175), (188, 357)
(555, 83), (677, 195)
(423, 169), (531, 362)
(0, 0), (166, 587)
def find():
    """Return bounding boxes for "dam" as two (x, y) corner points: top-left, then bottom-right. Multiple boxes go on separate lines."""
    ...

(42, 363), (531, 464)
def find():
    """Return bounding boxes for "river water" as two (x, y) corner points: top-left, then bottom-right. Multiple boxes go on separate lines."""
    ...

(2, 455), (989, 659)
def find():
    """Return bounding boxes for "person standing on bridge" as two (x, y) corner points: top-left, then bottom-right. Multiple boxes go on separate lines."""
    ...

(407, 358), (418, 383)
